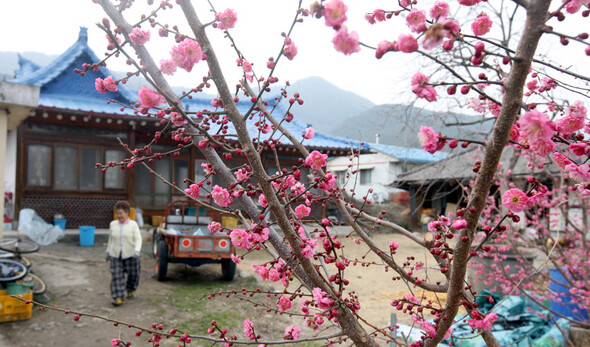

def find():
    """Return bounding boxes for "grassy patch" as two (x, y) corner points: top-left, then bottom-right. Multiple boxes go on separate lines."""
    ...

(169, 277), (259, 335)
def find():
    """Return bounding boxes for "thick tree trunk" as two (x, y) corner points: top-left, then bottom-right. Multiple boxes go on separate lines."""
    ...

(425, 1), (551, 345)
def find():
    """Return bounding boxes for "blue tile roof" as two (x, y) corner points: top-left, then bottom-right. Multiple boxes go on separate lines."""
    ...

(369, 143), (448, 163)
(10, 28), (366, 151)
(14, 54), (41, 79)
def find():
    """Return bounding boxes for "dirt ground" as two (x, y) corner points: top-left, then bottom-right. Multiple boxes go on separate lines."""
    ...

(1, 229), (440, 346)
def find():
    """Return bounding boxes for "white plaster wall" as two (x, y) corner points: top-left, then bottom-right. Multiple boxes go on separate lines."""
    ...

(5, 129), (17, 199)
(328, 152), (400, 203)
(2, 129), (17, 221)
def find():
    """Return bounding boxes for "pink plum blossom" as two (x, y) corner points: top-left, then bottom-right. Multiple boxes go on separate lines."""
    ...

(471, 14), (493, 36)
(160, 59), (177, 76)
(444, 19), (462, 38)
(106, 34), (121, 50)
(283, 325), (301, 340)
(235, 168), (249, 181)
(389, 240), (399, 252)
(268, 268), (280, 282)
(303, 127), (315, 139)
(502, 188), (528, 213)
(319, 172), (336, 191)
(428, 220), (442, 232)
(230, 229), (252, 249)
(95, 76), (117, 94)
(231, 254), (241, 264)
(564, 0), (589, 14)
(430, 1), (450, 19)
(458, 0), (482, 6)
(283, 41), (298, 60)
(170, 38), (203, 72)
(397, 34), (419, 53)
(556, 100), (587, 134)
(295, 204), (311, 219)
(375, 40), (393, 59)
(468, 312), (498, 331)
(405, 293), (420, 304)
(291, 182), (305, 196)
(509, 124), (520, 142)
(569, 142), (588, 156)
(529, 139), (556, 157)
(111, 339), (121, 347)
(301, 239), (317, 258)
(323, 0), (348, 28)
(452, 218), (468, 230)
(312, 287), (333, 310)
(258, 194), (268, 208)
(211, 185), (233, 207)
(138, 86), (165, 108)
(331, 26), (361, 55)
(243, 319), (255, 340)
(184, 184), (200, 199)
(250, 226), (269, 243)
(373, 9), (386, 22)
(411, 72), (438, 102)
(102, 76), (118, 92)
(216, 9), (238, 30)
(411, 315), (436, 337)
(241, 60), (252, 73)
(277, 296), (292, 312)
(519, 110), (555, 156)
(253, 264), (269, 280)
(170, 112), (187, 126)
(553, 152), (572, 169)
(417, 126), (440, 154)
(305, 150), (328, 170)
(300, 300), (310, 314)
(406, 9), (426, 33)
(208, 221), (222, 234)
(565, 163), (590, 182)
(129, 27), (150, 45)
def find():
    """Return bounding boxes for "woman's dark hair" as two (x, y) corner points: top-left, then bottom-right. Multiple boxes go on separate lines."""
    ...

(114, 200), (131, 214)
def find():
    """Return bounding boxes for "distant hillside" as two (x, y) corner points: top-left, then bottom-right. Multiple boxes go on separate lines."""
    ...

(331, 104), (494, 147)
(284, 76), (375, 133)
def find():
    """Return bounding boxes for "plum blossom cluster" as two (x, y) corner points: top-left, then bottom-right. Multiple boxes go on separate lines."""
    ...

(316, 0), (361, 55)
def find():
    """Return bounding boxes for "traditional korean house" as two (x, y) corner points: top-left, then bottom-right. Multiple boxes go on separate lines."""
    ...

(393, 146), (560, 227)
(327, 143), (447, 204)
(6, 28), (366, 228)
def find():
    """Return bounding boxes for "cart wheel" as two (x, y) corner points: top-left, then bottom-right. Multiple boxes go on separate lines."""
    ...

(152, 230), (160, 258)
(155, 239), (168, 281)
(221, 258), (236, 281)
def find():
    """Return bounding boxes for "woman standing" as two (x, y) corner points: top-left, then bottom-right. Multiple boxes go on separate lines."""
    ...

(106, 201), (142, 306)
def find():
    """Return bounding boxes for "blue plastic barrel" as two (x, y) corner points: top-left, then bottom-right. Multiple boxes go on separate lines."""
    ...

(79, 226), (95, 247)
(549, 267), (588, 322)
(54, 219), (67, 230)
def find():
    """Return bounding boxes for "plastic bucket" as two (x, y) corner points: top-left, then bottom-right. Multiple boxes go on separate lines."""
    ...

(6, 282), (33, 295)
(79, 226), (95, 247)
(549, 267), (589, 322)
(53, 219), (67, 230)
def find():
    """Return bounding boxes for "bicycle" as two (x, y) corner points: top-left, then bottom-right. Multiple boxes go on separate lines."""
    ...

(0, 238), (47, 297)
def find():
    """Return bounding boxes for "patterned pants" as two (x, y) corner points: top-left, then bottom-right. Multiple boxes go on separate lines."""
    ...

(109, 256), (141, 299)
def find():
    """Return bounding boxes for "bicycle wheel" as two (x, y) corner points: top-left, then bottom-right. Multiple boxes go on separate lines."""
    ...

(0, 238), (40, 254)
(18, 256), (32, 269)
(17, 272), (47, 295)
(0, 259), (28, 282)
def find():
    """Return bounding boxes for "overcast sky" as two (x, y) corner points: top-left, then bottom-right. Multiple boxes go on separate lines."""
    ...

(1, 0), (420, 105)
(1, 1), (587, 107)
